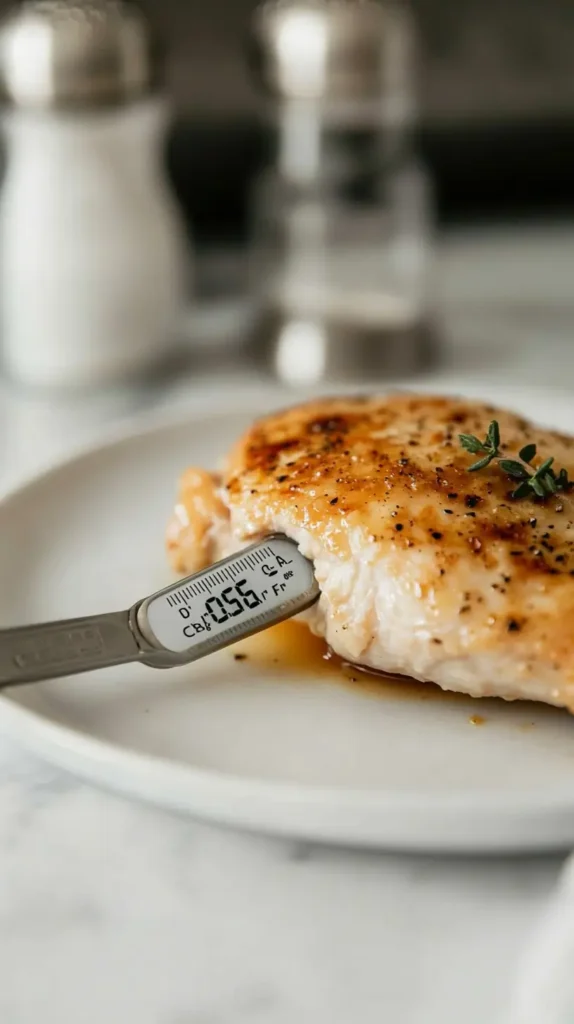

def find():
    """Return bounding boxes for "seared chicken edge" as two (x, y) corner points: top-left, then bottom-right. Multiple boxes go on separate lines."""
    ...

(167, 394), (574, 711)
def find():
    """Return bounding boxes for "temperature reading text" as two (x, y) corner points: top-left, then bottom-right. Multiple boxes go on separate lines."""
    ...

(146, 540), (309, 653)
(142, 536), (318, 657)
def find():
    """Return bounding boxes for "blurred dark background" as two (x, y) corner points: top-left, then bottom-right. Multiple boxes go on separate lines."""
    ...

(26, 0), (574, 244)
(140, 0), (574, 244)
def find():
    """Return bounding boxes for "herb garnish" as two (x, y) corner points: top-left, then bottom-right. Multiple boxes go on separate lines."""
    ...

(459, 421), (572, 500)
(458, 421), (501, 472)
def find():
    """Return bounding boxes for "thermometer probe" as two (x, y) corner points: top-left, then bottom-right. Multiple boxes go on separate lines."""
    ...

(0, 536), (320, 690)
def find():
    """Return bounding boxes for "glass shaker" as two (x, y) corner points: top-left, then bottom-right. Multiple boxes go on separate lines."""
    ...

(247, 0), (437, 386)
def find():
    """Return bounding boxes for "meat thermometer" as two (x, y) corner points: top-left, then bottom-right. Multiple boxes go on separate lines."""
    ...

(0, 536), (320, 690)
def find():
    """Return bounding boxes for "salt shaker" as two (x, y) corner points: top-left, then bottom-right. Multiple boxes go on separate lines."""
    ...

(0, 0), (187, 388)
(247, 0), (436, 386)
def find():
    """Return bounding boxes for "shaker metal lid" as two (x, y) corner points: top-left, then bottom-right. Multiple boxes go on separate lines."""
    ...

(249, 0), (414, 104)
(0, 0), (161, 109)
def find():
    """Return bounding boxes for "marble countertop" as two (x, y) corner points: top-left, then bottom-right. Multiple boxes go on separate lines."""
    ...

(1, 224), (574, 1024)
(0, 730), (563, 1024)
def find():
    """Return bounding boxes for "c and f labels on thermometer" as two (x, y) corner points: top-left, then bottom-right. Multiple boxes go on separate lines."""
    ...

(138, 535), (320, 661)
(166, 548), (296, 636)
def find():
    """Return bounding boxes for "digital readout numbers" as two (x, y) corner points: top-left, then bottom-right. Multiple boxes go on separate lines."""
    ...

(166, 545), (295, 641)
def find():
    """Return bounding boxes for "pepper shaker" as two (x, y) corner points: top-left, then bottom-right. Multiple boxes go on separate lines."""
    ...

(247, 0), (437, 386)
(0, 0), (188, 388)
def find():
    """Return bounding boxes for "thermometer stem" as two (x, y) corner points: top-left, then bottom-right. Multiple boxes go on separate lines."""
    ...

(0, 536), (319, 689)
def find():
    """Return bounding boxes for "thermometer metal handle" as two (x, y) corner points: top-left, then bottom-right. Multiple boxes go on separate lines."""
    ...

(0, 536), (320, 689)
(0, 611), (140, 688)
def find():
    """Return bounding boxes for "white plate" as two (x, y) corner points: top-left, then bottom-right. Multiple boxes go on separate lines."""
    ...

(4, 384), (574, 853)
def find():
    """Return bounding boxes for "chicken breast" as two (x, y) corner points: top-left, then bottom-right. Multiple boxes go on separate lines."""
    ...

(166, 467), (229, 576)
(167, 394), (574, 710)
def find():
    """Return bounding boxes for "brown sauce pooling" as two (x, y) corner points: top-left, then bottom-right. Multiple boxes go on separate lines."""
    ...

(232, 620), (472, 703)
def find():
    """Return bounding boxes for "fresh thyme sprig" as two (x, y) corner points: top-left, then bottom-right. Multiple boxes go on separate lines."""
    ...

(459, 421), (572, 500)
(459, 420), (501, 472)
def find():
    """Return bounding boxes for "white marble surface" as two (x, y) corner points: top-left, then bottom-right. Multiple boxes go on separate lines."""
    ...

(0, 732), (564, 1024)
(1, 224), (574, 1024)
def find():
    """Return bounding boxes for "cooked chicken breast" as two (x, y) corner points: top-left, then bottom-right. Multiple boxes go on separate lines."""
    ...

(166, 467), (229, 576)
(167, 394), (574, 710)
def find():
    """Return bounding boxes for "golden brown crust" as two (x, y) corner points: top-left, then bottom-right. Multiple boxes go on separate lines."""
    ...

(223, 394), (574, 687)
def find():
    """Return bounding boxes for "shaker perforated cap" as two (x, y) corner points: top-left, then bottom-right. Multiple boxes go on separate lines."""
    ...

(0, 0), (161, 108)
(249, 0), (414, 106)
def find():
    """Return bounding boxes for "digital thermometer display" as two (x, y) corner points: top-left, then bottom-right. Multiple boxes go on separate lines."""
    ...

(139, 535), (319, 657)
